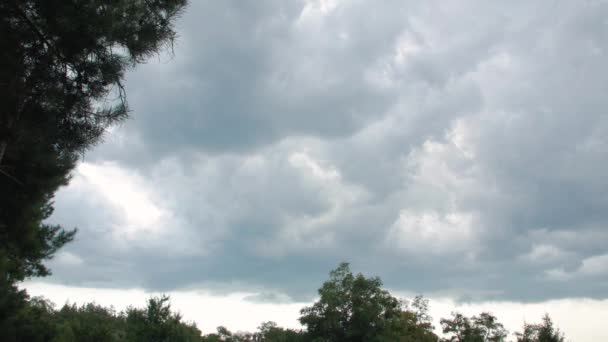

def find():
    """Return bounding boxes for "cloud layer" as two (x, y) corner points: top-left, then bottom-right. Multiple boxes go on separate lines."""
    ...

(46, 0), (608, 302)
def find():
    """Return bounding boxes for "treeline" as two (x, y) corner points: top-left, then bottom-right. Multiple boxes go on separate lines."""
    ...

(5, 263), (566, 342)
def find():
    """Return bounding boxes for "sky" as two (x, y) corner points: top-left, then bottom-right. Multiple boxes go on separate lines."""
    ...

(25, 0), (608, 340)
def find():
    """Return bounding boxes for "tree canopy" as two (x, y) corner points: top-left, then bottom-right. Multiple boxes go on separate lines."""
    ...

(0, 0), (188, 335)
(300, 262), (438, 342)
(514, 314), (565, 342)
(440, 312), (508, 342)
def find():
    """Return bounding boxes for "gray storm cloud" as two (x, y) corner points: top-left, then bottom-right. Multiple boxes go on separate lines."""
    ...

(47, 0), (608, 302)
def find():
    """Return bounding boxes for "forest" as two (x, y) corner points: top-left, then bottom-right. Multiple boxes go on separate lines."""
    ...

(0, 1), (575, 341)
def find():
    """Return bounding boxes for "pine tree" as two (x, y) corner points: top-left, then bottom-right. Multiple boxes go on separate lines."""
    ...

(0, 0), (188, 336)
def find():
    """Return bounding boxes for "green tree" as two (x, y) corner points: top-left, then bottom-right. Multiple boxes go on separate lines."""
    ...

(300, 262), (411, 342)
(0, 0), (187, 334)
(125, 295), (202, 342)
(515, 314), (565, 342)
(441, 312), (479, 342)
(400, 296), (438, 342)
(2, 296), (57, 342)
(54, 302), (126, 342)
(441, 312), (506, 342)
(0, 0), (188, 165)
(0, 127), (77, 311)
(473, 313), (507, 342)
(256, 321), (304, 342)
(201, 326), (255, 342)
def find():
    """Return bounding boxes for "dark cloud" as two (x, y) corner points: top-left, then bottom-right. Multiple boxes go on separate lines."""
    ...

(46, 0), (608, 302)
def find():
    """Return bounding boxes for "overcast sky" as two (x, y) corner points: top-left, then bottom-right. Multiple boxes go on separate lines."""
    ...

(29, 0), (608, 340)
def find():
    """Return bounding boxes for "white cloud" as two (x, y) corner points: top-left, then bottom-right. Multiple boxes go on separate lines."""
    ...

(579, 254), (608, 276)
(53, 251), (84, 267)
(521, 244), (568, 264)
(53, 161), (212, 257)
(289, 151), (340, 181)
(387, 210), (478, 257)
(544, 268), (572, 281)
(299, 0), (340, 20)
(76, 162), (166, 235)
(545, 253), (608, 281)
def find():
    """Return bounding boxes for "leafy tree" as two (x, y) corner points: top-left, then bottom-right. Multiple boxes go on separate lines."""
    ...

(2, 296), (57, 342)
(0, 0), (188, 165)
(54, 302), (126, 342)
(0, 127), (77, 302)
(515, 314), (565, 342)
(0, 134), (77, 338)
(473, 313), (507, 342)
(256, 321), (304, 342)
(201, 322), (305, 342)
(201, 333), (222, 342)
(201, 327), (230, 342)
(2, 294), (207, 341)
(126, 295), (202, 342)
(0, 0), (188, 334)
(300, 262), (413, 342)
(441, 312), (506, 342)
(400, 296), (438, 342)
(441, 312), (479, 342)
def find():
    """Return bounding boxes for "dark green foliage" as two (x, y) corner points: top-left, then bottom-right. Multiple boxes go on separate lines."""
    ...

(299, 262), (437, 342)
(0, 0), (188, 152)
(1, 295), (202, 342)
(0, 0), (188, 336)
(125, 295), (202, 342)
(0, 0), (188, 281)
(473, 313), (508, 342)
(440, 312), (507, 342)
(3, 296), (57, 342)
(199, 265), (439, 342)
(200, 326), (249, 342)
(54, 303), (126, 342)
(0, 279), (29, 338)
(256, 321), (305, 342)
(200, 322), (305, 342)
(515, 314), (565, 342)
(0, 111), (77, 284)
(399, 296), (438, 342)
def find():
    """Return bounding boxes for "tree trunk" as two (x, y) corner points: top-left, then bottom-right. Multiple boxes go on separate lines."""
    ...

(0, 140), (6, 166)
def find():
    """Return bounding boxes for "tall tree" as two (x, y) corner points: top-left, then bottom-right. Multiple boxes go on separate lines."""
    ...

(299, 263), (434, 342)
(473, 313), (507, 342)
(256, 321), (304, 342)
(515, 314), (565, 342)
(2, 296), (57, 342)
(126, 295), (202, 342)
(400, 295), (438, 342)
(0, 0), (188, 335)
(1, 0), (187, 166)
(0, 100), (78, 341)
(441, 312), (479, 342)
(54, 302), (126, 342)
(440, 312), (507, 342)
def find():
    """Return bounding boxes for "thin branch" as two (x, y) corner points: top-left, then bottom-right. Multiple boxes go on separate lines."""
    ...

(10, 1), (63, 62)
(0, 167), (23, 186)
